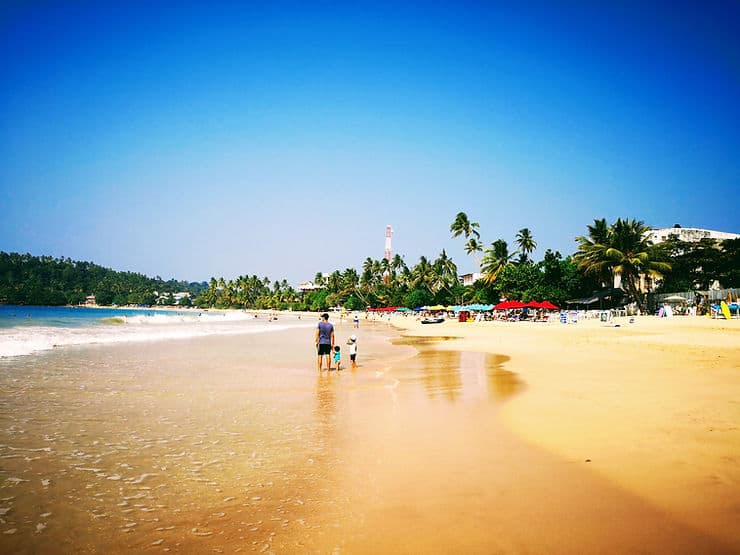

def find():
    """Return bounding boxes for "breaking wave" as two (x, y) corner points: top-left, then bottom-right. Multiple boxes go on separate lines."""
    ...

(0, 311), (312, 358)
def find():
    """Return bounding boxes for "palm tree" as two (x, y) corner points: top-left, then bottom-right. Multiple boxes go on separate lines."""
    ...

(390, 253), (407, 277)
(341, 268), (360, 293)
(379, 257), (390, 284)
(464, 237), (483, 268)
(432, 250), (459, 298)
(339, 267), (368, 307)
(327, 271), (342, 293)
(588, 218), (610, 244)
(410, 256), (434, 292)
(361, 257), (386, 296)
(575, 218), (671, 308)
(450, 212), (480, 240)
(574, 218), (616, 288)
(361, 257), (374, 284)
(515, 228), (537, 264)
(203, 277), (220, 307)
(481, 240), (516, 285)
(451, 212), (482, 274)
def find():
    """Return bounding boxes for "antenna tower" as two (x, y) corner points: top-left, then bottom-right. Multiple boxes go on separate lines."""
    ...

(384, 225), (393, 261)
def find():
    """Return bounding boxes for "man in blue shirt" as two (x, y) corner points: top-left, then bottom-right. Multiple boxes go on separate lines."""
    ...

(315, 312), (335, 371)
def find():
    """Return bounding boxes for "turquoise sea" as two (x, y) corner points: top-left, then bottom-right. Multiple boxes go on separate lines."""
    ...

(0, 305), (311, 358)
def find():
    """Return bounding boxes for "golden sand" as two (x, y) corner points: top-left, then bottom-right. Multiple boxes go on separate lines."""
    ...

(390, 313), (740, 551)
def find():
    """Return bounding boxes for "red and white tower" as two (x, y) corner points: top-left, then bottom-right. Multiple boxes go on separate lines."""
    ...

(384, 225), (393, 261)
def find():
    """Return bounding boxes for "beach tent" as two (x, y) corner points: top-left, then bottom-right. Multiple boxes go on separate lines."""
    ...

(566, 288), (624, 309)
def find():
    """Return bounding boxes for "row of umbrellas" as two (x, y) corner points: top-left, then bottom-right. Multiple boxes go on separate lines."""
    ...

(367, 301), (561, 312)
(493, 300), (559, 310)
(414, 301), (560, 311)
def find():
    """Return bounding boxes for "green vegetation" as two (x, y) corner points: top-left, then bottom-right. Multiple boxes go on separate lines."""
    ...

(574, 218), (671, 310)
(193, 276), (299, 311)
(2, 216), (737, 311)
(0, 252), (206, 306)
(653, 236), (740, 292)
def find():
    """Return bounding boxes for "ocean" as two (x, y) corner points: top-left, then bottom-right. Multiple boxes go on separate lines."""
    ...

(0, 311), (417, 553)
(0, 305), (312, 358)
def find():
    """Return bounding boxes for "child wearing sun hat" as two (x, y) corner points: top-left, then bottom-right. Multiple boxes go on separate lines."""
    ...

(347, 334), (358, 368)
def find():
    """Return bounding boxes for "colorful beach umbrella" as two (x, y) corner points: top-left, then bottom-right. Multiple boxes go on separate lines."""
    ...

(494, 300), (525, 310)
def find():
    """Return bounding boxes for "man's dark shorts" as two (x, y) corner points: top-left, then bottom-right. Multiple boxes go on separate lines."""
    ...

(317, 344), (332, 356)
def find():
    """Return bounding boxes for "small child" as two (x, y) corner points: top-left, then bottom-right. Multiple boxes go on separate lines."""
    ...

(333, 345), (341, 371)
(348, 334), (358, 368)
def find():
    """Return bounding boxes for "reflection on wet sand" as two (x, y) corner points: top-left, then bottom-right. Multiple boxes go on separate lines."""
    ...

(393, 336), (524, 403)
(485, 354), (525, 401)
(314, 372), (337, 429)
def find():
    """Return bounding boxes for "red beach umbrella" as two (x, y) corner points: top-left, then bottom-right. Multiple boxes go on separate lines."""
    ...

(508, 300), (527, 309)
(494, 301), (512, 310)
(540, 301), (559, 310)
(525, 301), (542, 308)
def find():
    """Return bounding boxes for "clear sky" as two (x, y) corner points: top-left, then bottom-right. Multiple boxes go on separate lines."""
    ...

(2, 1), (738, 284)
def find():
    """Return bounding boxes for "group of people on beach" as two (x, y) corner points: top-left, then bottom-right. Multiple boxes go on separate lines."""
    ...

(315, 312), (358, 371)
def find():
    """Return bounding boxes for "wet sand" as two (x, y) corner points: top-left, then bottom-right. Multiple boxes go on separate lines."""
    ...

(1, 316), (738, 553)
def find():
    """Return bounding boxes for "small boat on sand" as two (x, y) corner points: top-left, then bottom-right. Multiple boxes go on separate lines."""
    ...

(421, 317), (445, 324)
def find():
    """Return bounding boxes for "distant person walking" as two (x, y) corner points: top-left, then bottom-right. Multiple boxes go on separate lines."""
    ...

(315, 313), (335, 371)
(353, 314), (359, 328)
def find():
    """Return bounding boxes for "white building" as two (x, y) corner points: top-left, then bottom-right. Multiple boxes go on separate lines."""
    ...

(647, 225), (739, 245)
(298, 281), (326, 293)
(618, 225), (740, 293)
(461, 272), (483, 286)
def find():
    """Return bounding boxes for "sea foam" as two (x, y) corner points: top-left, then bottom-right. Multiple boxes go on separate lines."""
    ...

(0, 312), (312, 358)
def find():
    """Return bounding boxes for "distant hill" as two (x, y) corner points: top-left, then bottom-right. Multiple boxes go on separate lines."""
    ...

(0, 252), (207, 306)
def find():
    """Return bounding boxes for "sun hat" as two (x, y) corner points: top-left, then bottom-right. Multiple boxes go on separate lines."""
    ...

(350, 334), (357, 341)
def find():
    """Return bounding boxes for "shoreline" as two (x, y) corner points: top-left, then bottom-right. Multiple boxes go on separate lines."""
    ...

(388, 314), (740, 549)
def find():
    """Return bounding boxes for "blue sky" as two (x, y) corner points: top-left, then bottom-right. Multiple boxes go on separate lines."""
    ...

(1, 1), (738, 284)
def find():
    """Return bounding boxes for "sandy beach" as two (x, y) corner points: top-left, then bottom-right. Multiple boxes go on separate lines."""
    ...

(390, 313), (740, 552)
(0, 312), (738, 553)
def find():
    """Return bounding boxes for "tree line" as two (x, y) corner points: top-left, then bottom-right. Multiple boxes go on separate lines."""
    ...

(449, 214), (738, 310)
(0, 252), (207, 306)
(2, 216), (737, 310)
